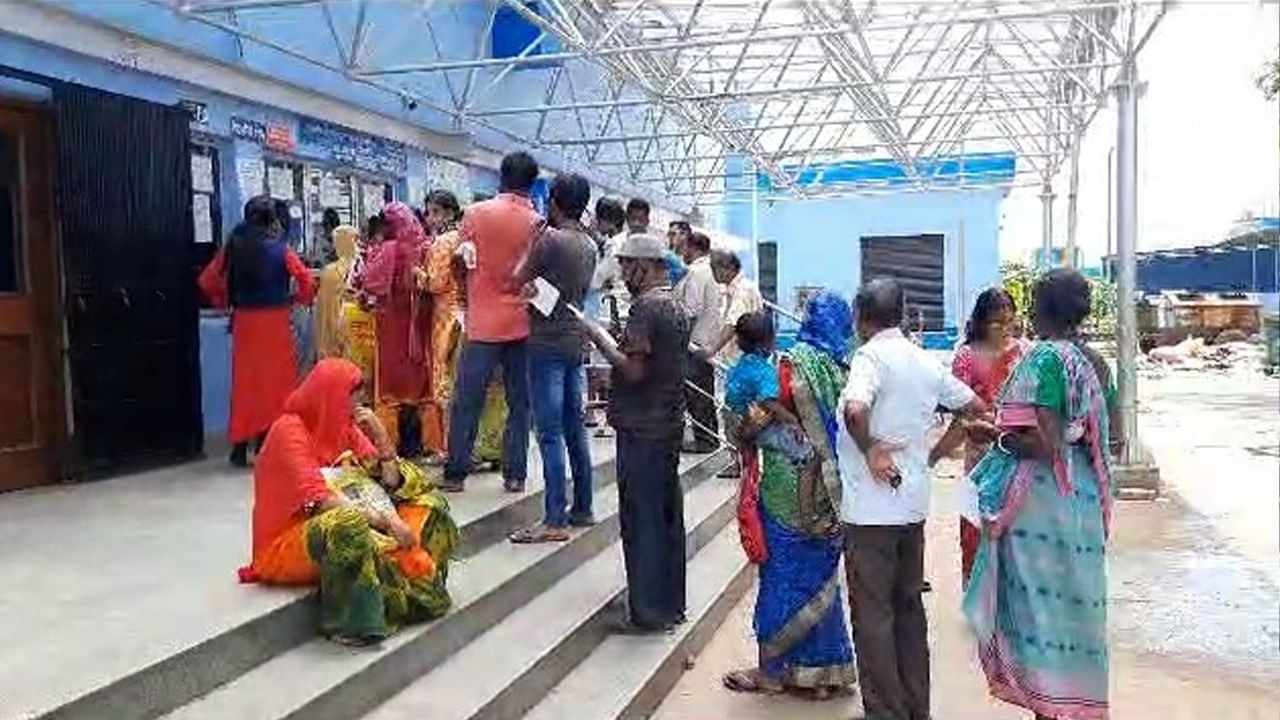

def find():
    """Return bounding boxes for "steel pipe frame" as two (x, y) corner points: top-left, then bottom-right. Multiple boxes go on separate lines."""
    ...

(152, 0), (1164, 202)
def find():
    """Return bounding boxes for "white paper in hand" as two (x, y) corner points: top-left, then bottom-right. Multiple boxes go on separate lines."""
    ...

(956, 475), (980, 525)
(529, 276), (561, 317)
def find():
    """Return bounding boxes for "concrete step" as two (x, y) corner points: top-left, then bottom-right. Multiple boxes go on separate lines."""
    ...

(520, 525), (752, 720)
(361, 473), (739, 720)
(27, 442), (625, 720)
(158, 451), (732, 720)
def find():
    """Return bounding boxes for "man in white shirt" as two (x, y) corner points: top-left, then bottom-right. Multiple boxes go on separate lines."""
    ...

(705, 250), (763, 366)
(837, 278), (986, 720)
(675, 231), (723, 453)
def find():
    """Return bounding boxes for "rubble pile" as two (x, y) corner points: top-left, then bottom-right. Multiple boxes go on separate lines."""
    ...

(1143, 336), (1269, 375)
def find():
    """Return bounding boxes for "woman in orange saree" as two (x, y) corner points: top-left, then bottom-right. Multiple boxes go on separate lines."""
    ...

(419, 190), (508, 466)
(239, 358), (456, 645)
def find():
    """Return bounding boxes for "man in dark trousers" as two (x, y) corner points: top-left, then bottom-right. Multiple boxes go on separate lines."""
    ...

(838, 278), (986, 720)
(576, 233), (690, 633)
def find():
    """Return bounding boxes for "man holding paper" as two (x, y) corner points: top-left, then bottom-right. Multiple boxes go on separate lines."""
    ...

(508, 174), (599, 544)
(574, 233), (691, 633)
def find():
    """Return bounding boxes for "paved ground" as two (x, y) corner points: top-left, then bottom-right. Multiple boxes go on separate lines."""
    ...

(655, 369), (1280, 720)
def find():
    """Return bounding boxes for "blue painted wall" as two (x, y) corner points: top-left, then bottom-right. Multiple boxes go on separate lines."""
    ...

(722, 155), (1011, 331)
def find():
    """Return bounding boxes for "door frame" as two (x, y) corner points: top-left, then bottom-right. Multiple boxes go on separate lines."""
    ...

(0, 100), (68, 491)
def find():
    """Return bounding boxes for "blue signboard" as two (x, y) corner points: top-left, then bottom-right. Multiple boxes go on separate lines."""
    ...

(298, 119), (407, 176)
(230, 115), (267, 145)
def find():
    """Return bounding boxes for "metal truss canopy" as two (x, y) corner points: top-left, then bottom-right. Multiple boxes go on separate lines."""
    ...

(161, 0), (1168, 204)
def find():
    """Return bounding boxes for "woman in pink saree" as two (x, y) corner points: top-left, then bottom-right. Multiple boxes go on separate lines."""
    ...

(361, 202), (432, 457)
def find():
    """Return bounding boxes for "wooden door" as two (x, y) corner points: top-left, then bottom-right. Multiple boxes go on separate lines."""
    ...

(0, 105), (63, 490)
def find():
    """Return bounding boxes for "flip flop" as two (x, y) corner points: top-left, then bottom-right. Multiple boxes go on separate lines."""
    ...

(509, 525), (571, 544)
(722, 669), (783, 695)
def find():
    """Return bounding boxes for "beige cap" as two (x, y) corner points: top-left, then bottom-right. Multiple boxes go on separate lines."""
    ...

(614, 233), (667, 260)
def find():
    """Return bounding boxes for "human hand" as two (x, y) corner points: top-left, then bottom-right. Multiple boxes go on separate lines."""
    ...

(380, 459), (402, 490)
(386, 516), (418, 550)
(867, 440), (903, 486)
(965, 418), (999, 444)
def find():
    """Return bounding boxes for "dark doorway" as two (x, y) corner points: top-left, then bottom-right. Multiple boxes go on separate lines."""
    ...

(0, 103), (65, 491)
(55, 83), (203, 476)
(860, 234), (945, 331)
(757, 241), (778, 306)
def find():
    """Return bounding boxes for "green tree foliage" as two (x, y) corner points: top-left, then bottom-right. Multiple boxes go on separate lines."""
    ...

(998, 261), (1116, 337)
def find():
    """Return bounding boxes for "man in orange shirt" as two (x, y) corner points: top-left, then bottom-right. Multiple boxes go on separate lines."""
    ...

(441, 152), (542, 493)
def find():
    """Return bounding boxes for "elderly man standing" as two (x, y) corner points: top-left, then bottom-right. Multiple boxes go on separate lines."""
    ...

(676, 231), (722, 454)
(577, 233), (691, 633)
(838, 278), (987, 720)
(706, 250), (763, 365)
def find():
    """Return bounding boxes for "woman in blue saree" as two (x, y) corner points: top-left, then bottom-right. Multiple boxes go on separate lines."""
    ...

(723, 291), (857, 699)
(963, 269), (1115, 720)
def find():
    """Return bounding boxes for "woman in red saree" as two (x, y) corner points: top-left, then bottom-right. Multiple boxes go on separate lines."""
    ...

(932, 287), (1029, 585)
(361, 202), (432, 458)
(241, 358), (457, 644)
(200, 195), (316, 467)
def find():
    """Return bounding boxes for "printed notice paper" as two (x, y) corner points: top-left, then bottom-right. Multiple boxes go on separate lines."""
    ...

(528, 276), (561, 318)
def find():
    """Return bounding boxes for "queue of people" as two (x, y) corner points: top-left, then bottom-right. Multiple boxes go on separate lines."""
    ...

(200, 149), (1117, 719)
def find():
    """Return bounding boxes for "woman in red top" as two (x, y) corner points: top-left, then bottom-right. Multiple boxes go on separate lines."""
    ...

(199, 196), (317, 467)
(932, 287), (1029, 585)
(360, 202), (432, 458)
(240, 358), (457, 645)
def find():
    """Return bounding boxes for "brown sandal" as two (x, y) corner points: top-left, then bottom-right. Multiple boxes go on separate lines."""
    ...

(722, 669), (783, 695)
(508, 525), (571, 544)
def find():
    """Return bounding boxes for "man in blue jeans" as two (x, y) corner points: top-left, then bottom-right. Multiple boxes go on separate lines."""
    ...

(441, 152), (541, 493)
(508, 173), (598, 543)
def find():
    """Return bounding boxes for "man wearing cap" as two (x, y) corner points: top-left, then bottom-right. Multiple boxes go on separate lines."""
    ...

(576, 233), (691, 633)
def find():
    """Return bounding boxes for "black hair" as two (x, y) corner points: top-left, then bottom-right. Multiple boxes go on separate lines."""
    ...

(499, 151), (539, 193)
(594, 197), (625, 227)
(686, 231), (711, 254)
(964, 287), (1017, 345)
(710, 249), (741, 271)
(550, 173), (591, 220)
(322, 207), (342, 232)
(1034, 268), (1092, 334)
(626, 198), (650, 216)
(425, 189), (463, 222)
(366, 213), (386, 239)
(669, 220), (691, 233)
(855, 277), (905, 330)
(224, 195), (276, 307)
(271, 199), (292, 234)
(735, 310), (775, 356)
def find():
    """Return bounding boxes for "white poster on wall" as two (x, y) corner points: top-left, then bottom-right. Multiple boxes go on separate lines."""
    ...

(191, 154), (215, 194)
(267, 165), (295, 200)
(407, 175), (426, 210)
(427, 156), (472, 205)
(363, 183), (387, 219)
(192, 194), (214, 245)
(236, 157), (265, 200)
(320, 174), (345, 208)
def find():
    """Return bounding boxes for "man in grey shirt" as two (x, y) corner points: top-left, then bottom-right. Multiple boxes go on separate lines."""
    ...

(509, 173), (599, 543)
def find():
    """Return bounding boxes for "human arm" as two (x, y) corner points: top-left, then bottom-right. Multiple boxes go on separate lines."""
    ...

(198, 249), (229, 309)
(285, 249), (318, 305)
(573, 305), (649, 385)
(841, 353), (902, 485)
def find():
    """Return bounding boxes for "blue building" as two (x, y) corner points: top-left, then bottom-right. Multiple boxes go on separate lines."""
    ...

(722, 152), (1015, 341)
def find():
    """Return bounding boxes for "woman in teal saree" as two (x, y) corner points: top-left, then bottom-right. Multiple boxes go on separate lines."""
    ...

(963, 269), (1115, 720)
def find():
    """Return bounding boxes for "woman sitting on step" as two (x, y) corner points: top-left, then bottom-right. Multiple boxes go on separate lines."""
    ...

(238, 358), (458, 645)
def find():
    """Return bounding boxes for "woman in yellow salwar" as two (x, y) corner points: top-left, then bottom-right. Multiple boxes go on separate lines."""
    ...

(314, 225), (360, 360)
(238, 358), (457, 645)
(419, 189), (507, 468)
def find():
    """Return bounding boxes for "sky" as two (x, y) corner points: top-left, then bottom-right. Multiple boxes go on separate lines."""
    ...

(997, 0), (1280, 263)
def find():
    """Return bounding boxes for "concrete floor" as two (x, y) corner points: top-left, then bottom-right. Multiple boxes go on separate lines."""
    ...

(655, 370), (1280, 720)
(0, 438), (618, 720)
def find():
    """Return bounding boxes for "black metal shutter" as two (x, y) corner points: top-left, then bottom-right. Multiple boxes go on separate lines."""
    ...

(757, 241), (778, 305)
(860, 234), (945, 331)
(54, 82), (203, 476)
